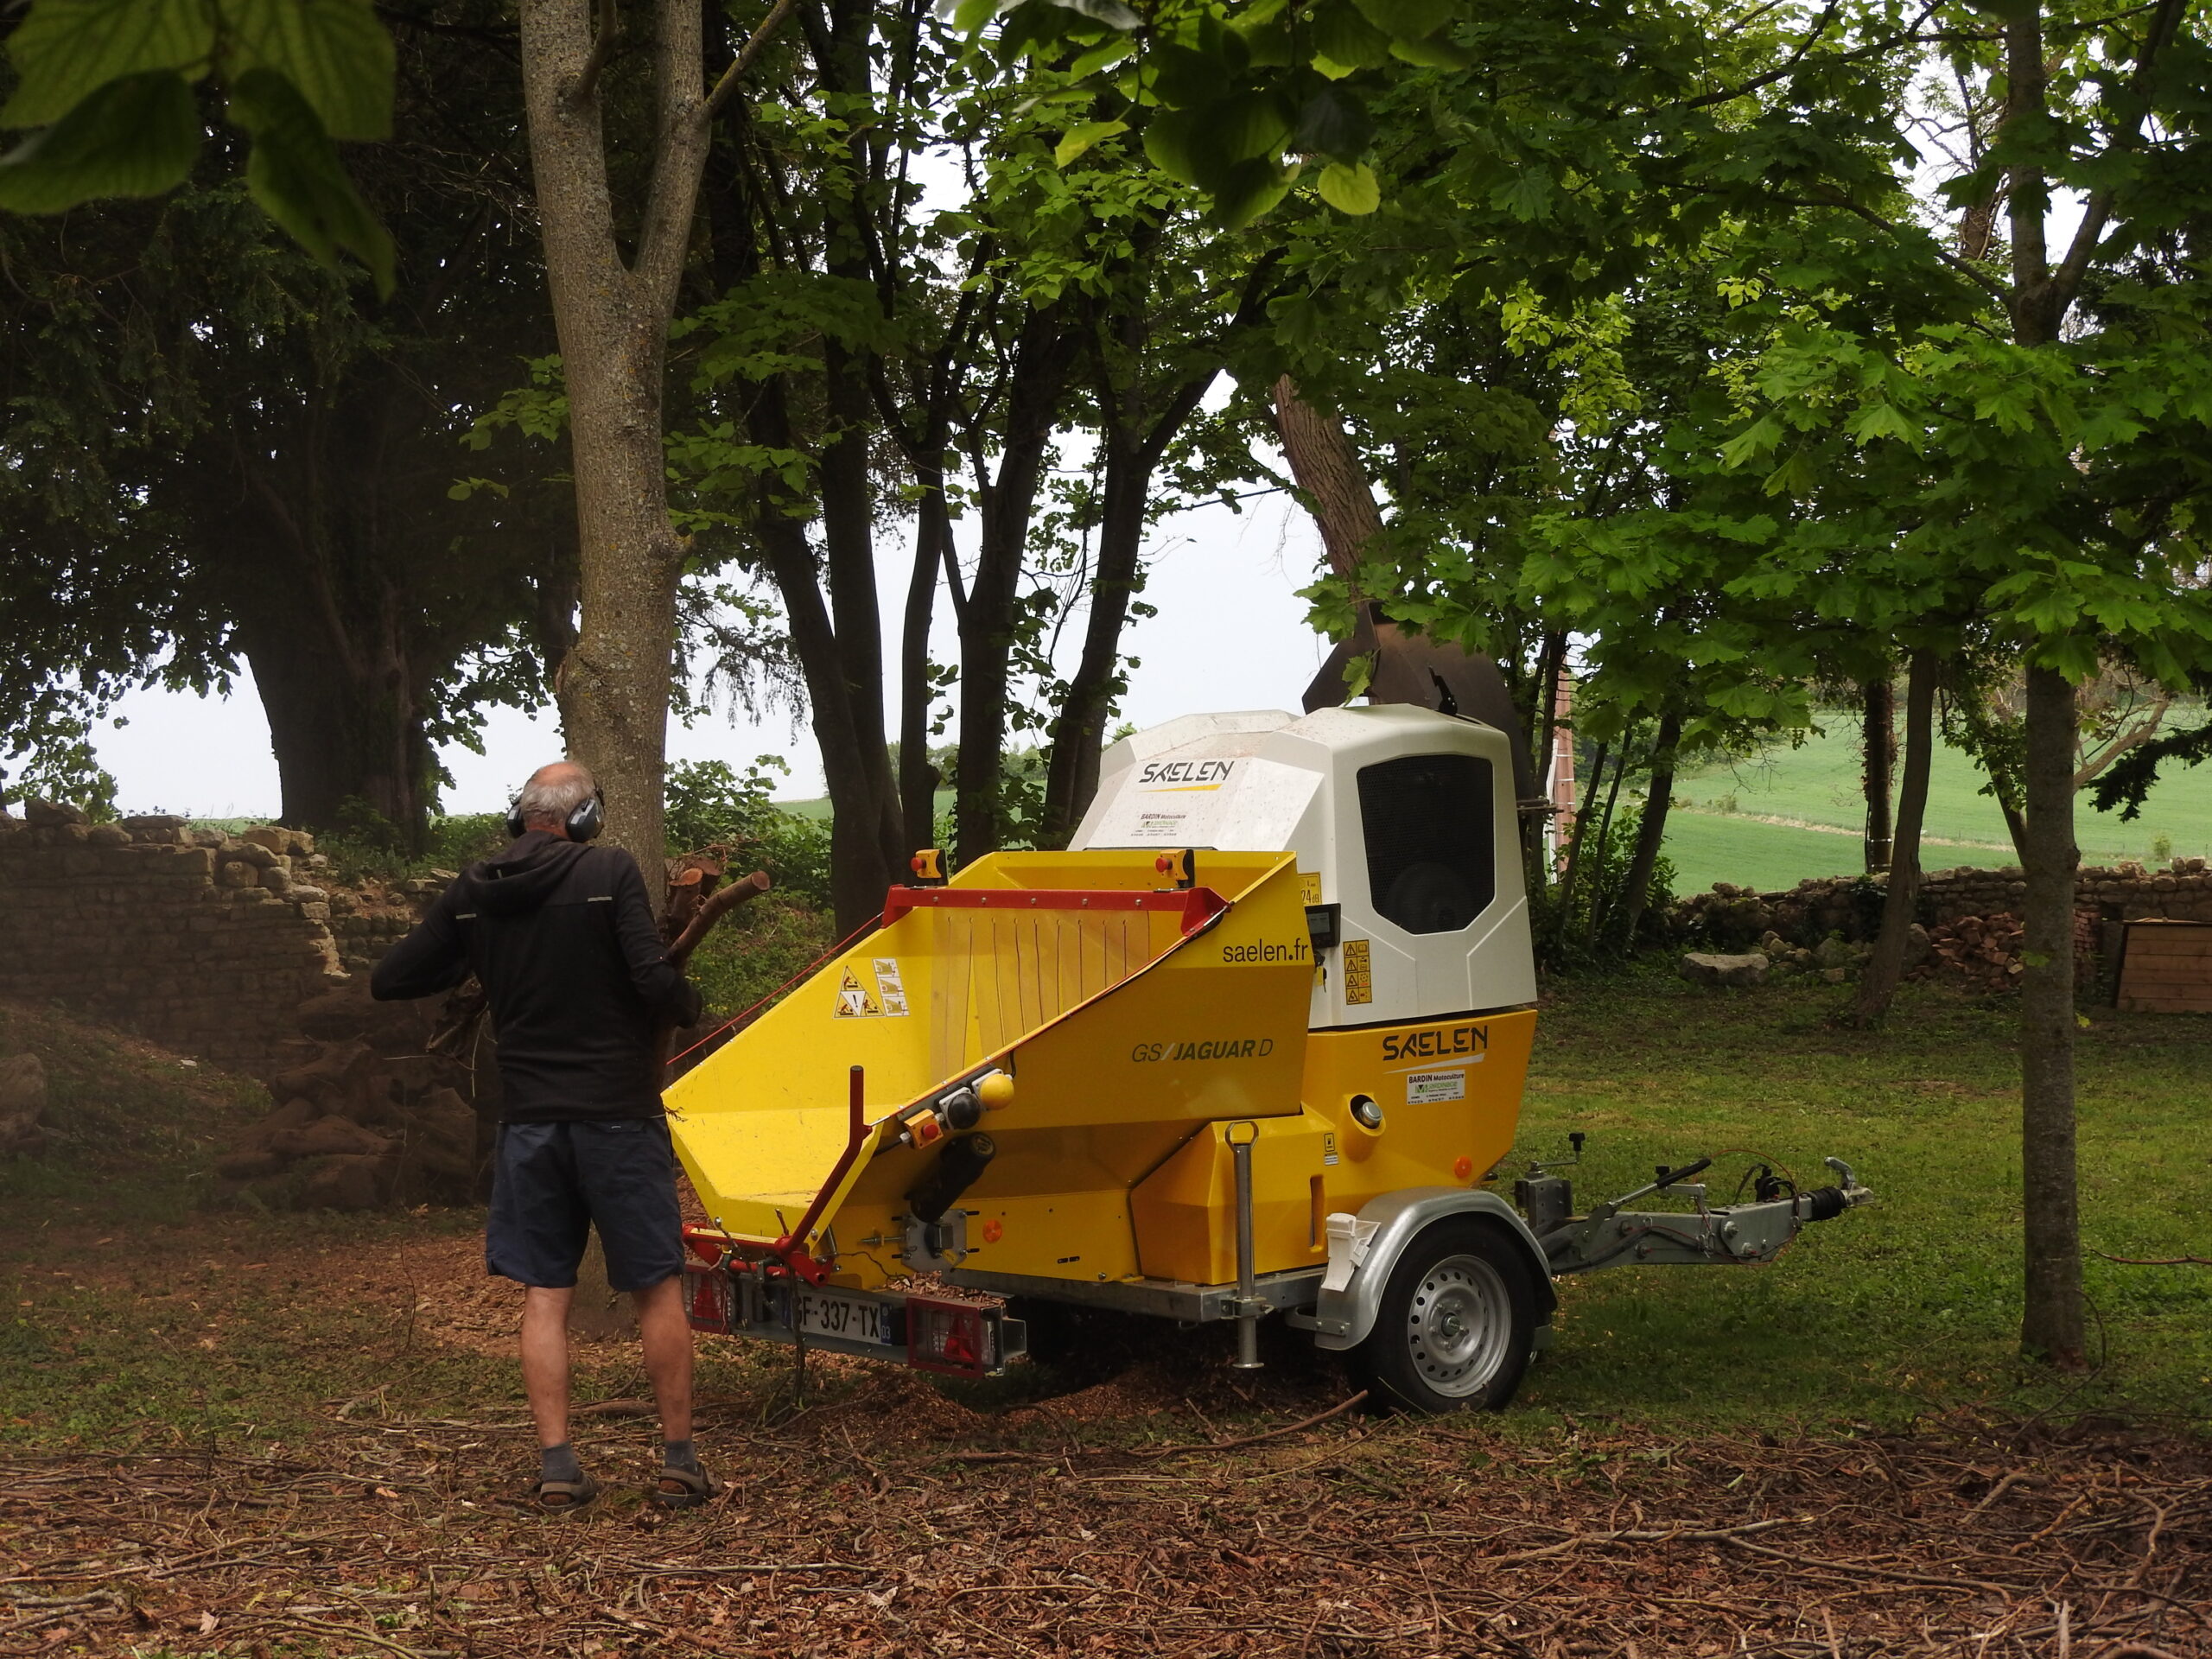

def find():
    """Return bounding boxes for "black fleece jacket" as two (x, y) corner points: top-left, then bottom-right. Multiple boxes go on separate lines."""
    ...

(370, 832), (702, 1122)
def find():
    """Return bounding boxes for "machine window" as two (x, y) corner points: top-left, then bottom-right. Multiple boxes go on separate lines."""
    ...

(1356, 754), (1495, 934)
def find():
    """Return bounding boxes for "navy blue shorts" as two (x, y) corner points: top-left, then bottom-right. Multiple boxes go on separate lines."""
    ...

(486, 1119), (685, 1293)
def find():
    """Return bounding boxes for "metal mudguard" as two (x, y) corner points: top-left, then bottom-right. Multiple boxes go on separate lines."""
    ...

(1299, 1187), (1557, 1351)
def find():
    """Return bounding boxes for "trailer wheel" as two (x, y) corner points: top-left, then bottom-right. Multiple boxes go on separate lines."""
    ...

(1345, 1220), (1537, 1414)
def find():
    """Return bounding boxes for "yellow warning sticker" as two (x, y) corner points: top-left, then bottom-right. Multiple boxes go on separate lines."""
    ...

(834, 966), (880, 1018)
(1342, 938), (1372, 1006)
(873, 957), (910, 1018)
(1298, 871), (1322, 906)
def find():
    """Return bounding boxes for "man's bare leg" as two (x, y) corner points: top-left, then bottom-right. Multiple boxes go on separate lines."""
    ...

(520, 1285), (575, 1450)
(635, 1274), (694, 1445)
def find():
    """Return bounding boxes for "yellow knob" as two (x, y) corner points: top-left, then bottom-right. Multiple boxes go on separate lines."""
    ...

(976, 1071), (1016, 1112)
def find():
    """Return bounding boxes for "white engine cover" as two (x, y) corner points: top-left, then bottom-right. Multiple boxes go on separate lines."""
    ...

(1070, 705), (1536, 1027)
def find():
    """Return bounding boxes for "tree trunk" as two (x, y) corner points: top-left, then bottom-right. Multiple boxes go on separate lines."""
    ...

(752, 480), (904, 934)
(1554, 739), (1606, 920)
(952, 309), (1079, 867)
(519, 0), (731, 892)
(1525, 633), (1569, 888)
(1615, 705), (1682, 947)
(1863, 673), (1896, 872)
(1579, 743), (1628, 950)
(899, 481), (953, 853)
(1273, 376), (1385, 581)
(1039, 429), (1147, 848)
(2018, 664), (2087, 1369)
(1852, 650), (1937, 1025)
(239, 608), (428, 843)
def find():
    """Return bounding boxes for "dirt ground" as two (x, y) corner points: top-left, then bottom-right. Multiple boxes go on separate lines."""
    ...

(2, 1225), (2206, 1659)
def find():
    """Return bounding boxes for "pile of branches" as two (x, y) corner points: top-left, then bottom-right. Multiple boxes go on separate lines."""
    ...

(1, 1374), (2202, 1657)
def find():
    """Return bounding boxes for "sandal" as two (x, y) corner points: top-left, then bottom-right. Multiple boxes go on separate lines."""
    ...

(527, 1471), (600, 1515)
(648, 1464), (721, 1510)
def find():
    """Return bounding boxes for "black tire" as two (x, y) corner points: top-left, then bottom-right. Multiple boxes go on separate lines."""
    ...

(1344, 1219), (1540, 1414)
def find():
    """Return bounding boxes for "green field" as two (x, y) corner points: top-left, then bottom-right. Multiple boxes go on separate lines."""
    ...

(1662, 709), (2212, 893)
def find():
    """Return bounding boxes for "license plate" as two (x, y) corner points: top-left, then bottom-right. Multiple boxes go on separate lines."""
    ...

(794, 1288), (891, 1345)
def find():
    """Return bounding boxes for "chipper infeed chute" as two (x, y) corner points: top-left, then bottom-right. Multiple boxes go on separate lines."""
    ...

(664, 849), (1319, 1290)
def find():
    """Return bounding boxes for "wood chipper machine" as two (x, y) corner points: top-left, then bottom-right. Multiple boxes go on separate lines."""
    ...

(667, 703), (1872, 1412)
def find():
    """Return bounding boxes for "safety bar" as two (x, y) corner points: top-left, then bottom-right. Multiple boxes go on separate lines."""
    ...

(880, 885), (1228, 935)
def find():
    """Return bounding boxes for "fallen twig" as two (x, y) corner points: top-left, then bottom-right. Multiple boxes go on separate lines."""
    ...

(939, 1391), (1368, 1465)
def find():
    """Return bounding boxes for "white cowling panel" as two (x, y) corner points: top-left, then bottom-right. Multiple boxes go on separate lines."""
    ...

(1071, 705), (1535, 1027)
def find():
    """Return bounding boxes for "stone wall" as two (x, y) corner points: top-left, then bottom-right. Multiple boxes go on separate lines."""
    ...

(1675, 856), (2212, 952)
(0, 804), (420, 1079)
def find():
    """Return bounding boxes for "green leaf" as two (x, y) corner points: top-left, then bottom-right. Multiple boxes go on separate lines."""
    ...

(1386, 32), (1472, 68)
(1039, 0), (1141, 29)
(1233, 12), (1298, 67)
(1290, 84), (1373, 158)
(1342, 648), (1378, 700)
(1147, 43), (1221, 109)
(1207, 156), (1294, 230)
(227, 66), (394, 294)
(1718, 415), (1784, 470)
(0, 70), (200, 213)
(1065, 35), (1134, 74)
(1307, 0), (1393, 71)
(1141, 109), (1205, 188)
(1208, 90), (1295, 162)
(1316, 160), (1379, 214)
(220, 0), (394, 140)
(949, 0), (1007, 33)
(0, 0), (214, 128)
(1052, 118), (1128, 167)
(1847, 401), (1918, 446)
(1351, 0), (1452, 37)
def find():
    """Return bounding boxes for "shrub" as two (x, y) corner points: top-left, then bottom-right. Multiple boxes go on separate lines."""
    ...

(1530, 803), (1677, 972)
(664, 757), (833, 910)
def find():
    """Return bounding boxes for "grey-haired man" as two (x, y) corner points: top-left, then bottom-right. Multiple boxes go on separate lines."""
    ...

(372, 760), (715, 1513)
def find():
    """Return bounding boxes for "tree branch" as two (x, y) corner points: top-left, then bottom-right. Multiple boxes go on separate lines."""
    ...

(704, 0), (801, 123)
(1791, 190), (2014, 306)
(2048, 0), (2189, 317)
(569, 0), (619, 106)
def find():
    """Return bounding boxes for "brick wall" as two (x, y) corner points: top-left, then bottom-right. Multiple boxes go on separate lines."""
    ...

(0, 809), (420, 1079)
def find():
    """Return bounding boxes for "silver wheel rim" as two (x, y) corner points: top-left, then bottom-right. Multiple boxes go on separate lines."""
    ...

(1404, 1253), (1512, 1398)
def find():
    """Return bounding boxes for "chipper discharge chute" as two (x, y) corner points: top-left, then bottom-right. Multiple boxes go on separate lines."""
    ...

(668, 704), (1873, 1412)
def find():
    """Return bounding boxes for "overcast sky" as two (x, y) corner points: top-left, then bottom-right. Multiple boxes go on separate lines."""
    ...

(91, 486), (1333, 820)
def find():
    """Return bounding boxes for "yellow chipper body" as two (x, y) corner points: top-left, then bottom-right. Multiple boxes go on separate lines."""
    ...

(669, 707), (1870, 1412)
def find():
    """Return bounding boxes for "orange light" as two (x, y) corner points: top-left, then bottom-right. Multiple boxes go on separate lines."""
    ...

(1453, 1155), (1473, 1180)
(981, 1218), (1003, 1244)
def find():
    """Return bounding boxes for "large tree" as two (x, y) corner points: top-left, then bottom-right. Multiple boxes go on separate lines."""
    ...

(515, 0), (793, 875)
(1, 8), (574, 839)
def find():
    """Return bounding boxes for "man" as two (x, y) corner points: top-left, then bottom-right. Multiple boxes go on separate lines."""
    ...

(372, 760), (714, 1514)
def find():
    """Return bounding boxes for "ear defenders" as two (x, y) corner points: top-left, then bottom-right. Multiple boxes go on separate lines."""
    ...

(506, 786), (605, 842)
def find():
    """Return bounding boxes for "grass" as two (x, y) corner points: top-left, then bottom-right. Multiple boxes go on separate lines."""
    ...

(1, 979), (2206, 1455)
(1509, 967), (2212, 1432)
(1663, 708), (2212, 892)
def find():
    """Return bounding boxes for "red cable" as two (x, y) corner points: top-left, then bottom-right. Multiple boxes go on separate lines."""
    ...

(669, 912), (881, 1066)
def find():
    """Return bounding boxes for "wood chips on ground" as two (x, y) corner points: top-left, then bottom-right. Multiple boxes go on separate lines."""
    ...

(1, 1230), (2204, 1658)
